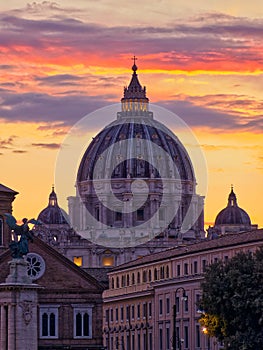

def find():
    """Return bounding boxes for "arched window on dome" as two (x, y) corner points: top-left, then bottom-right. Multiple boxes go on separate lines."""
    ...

(95, 207), (100, 221)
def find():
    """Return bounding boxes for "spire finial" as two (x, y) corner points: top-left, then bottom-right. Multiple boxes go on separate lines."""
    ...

(131, 55), (138, 72)
(231, 184), (233, 191)
(52, 184), (55, 192)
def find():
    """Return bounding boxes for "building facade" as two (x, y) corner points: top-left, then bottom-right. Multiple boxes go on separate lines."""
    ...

(103, 229), (263, 350)
(0, 183), (106, 350)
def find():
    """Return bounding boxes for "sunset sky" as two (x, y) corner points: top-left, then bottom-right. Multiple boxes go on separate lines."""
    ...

(0, 0), (262, 229)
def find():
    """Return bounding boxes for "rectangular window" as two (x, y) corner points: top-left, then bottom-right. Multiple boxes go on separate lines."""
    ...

(143, 303), (147, 318)
(143, 333), (147, 350)
(137, 209), (144, 221)
(74, 307), (92, 338)
(194, 261), (198, 274)
(115, 211), (122, 221)
(184, 295), (189, 312)
(115, 308), (119, 322)
(131, 305), (135, 319)
(184, 326), (189, 348)
(202, 259), (207, 272)
(105, 309), (109, 323)
(132, 334), (135, 350)
(127, 333), (130, 350)
(166, 327), (170, 350)
(40, 306), (59, 339)
(159, 299), (163, 315)
(159, 328), (163, 350)
(102, 256), (114, 267)
(126, 305), (130, 321)
(184, 263), (188, 275)
(149, 332), (153, 350)
(196, 294), (201, 311)
(110, 308), (113, 322)
(148, 302), (152, 318)
(196, 325), (201, 348)
(95, 207), (100, 221)
(73, 256), (83, 266)
(137, 304), (141, 319)
(177, 264), (181, 276)
(121, 307), (124, 321)
(138, 333), (141, 350)
(175, 296), (180, 313)
(166, 297), (170, 314)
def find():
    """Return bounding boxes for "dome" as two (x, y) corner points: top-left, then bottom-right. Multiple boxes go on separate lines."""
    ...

(38, 187), (69, 225)
(77, 62), (194, 184)
(77, 117), (195, 182)
(73, 60), (204, 243)
(215, 187), (251, 226)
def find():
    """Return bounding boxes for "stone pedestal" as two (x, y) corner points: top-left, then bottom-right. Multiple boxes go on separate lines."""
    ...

(0, 258), (41, 350)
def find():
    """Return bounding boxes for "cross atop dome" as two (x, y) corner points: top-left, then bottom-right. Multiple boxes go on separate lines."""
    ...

(132, 55), (138, 72)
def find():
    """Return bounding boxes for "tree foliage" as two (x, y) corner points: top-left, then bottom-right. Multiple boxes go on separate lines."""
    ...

(199, 248), (263, 350)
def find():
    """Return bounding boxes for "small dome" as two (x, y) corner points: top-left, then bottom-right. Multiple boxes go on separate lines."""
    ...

(215, 187), (251, 226)
(38, 187), (69, 225)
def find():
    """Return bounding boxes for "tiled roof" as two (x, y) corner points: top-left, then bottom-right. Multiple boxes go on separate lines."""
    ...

(110, 229), (263, 272)
(83, 267), (112, 289)
(0, 183), (18, 194)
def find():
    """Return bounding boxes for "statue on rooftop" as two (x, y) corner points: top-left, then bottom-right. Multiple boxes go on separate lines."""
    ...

(5, 214), (42, 258)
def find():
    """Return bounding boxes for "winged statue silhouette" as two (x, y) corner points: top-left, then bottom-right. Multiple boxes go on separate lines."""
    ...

(4, 214), (42, 258)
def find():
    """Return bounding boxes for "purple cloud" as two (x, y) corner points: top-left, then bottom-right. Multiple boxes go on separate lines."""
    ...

(31, 142), (61, 149)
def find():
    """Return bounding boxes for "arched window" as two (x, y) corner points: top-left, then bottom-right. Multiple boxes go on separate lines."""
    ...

(74, 308), (92, 338)
(137, 271), (141, 284)
(50, 313), (56, 336)
(154, 268), (158, 281)
(42, 313), (48, 337)
(76, 313), (82, 336)
(143, 270), (147, 283)
(111, 277), (115, 289)
(121, 275), (126, 287)
(83, 313), (90, 336)
(127, 274), (130, 286)
(40, 307), (58, 338)
(166, 265), (170, 278)
(116, 276), (120, 288)
(132, 273), (135, 285)
(160, 266), (164, 279)
(148, 270), (152, 282)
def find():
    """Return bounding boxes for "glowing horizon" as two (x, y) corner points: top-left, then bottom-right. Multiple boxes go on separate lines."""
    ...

(0, 0), (262, 229)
